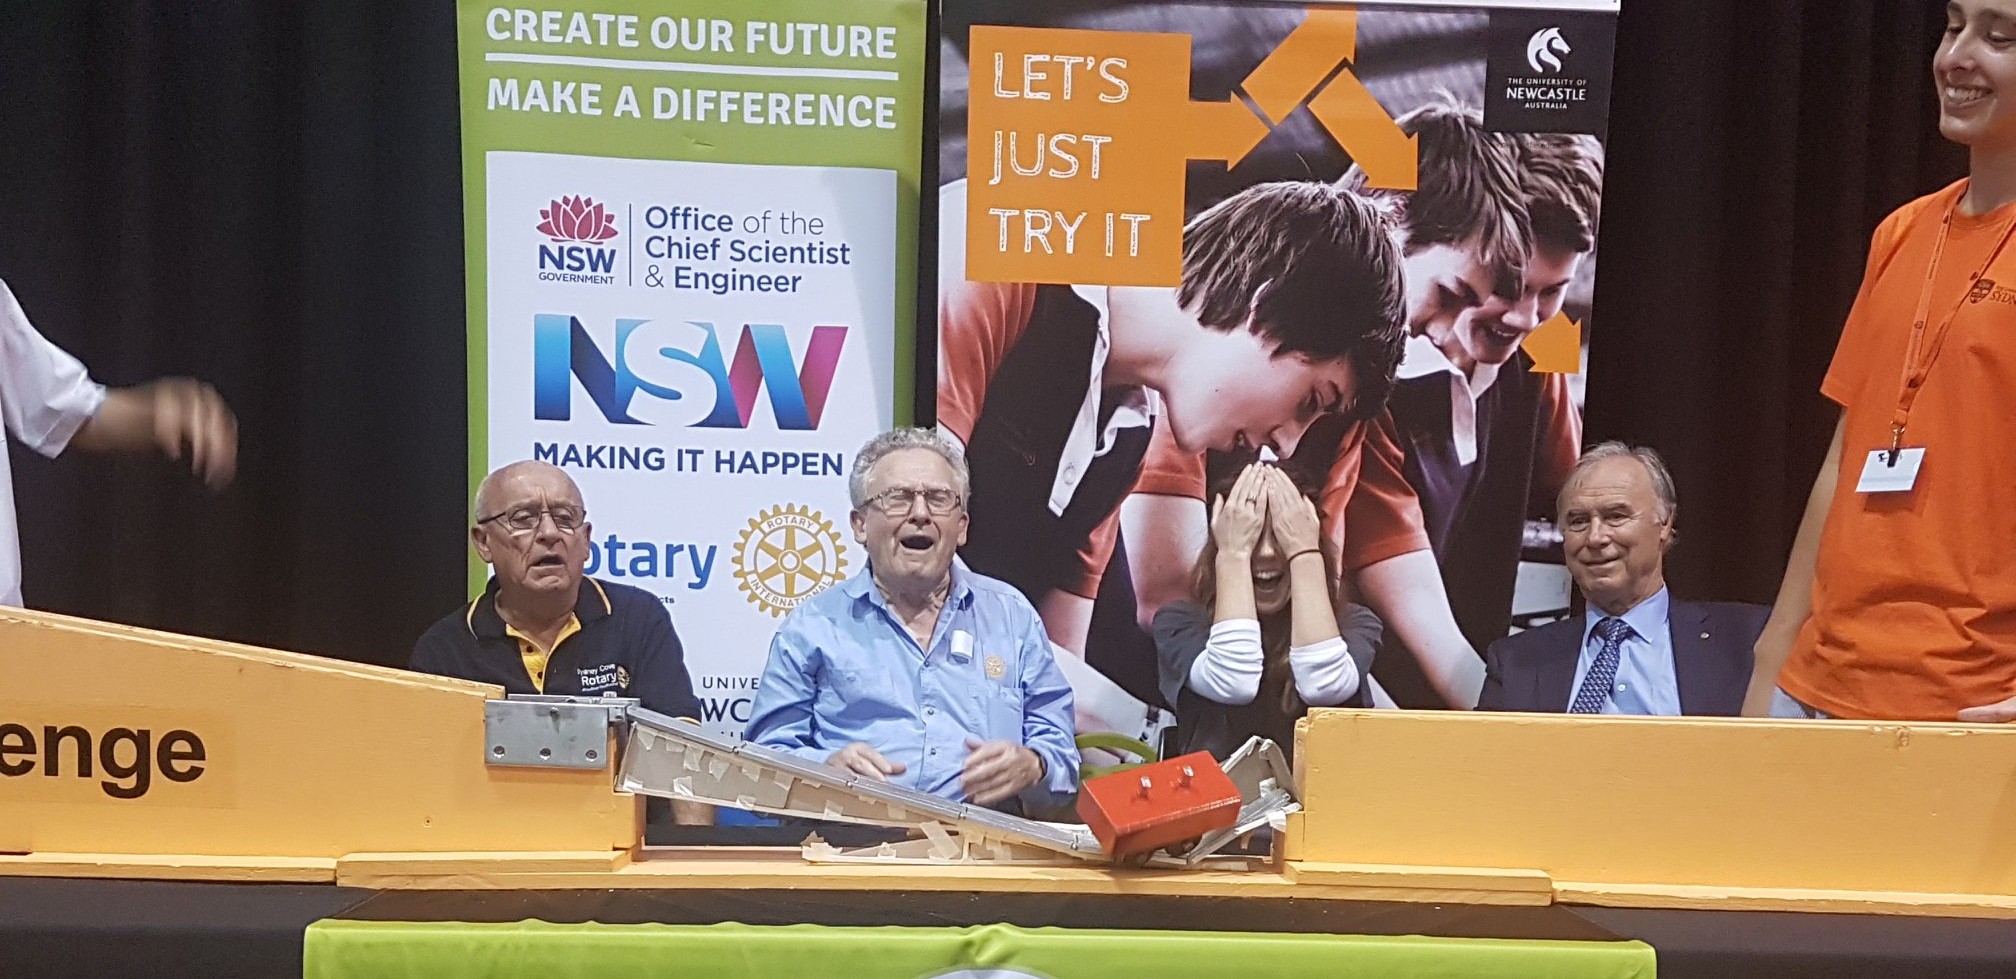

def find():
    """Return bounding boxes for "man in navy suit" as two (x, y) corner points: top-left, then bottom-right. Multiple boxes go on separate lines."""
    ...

(1478, 442), (1765, 715)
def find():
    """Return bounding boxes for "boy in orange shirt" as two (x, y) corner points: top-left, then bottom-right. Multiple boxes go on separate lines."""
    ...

(936, 177), (1407, 670)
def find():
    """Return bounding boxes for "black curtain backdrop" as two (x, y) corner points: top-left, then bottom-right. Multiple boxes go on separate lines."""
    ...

(1587, 0), (1964, 606)
(0, 3), (466, 667)
(0, 1), (1967, 667)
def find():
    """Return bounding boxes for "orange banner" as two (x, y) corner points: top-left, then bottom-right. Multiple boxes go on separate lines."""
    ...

(963, 10), (1414, 286)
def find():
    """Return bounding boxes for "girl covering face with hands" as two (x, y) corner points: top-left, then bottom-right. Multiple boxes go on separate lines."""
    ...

(1151, 463), (1382, 763)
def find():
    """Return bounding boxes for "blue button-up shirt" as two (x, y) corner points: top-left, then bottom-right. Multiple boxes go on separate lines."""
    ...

(1568, 586), (1681, 716)
(744, 558), (1079, 816)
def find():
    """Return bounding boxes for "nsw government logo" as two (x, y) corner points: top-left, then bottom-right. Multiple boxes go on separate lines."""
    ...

(537, 195), (620, 285)
(732, 503), (848, 617)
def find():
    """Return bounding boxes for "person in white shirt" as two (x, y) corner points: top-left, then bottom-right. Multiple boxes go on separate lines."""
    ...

(0, 278), (236, 606)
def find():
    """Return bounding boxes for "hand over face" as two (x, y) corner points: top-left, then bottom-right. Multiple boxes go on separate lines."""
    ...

(1262, 466), (1322, 554)
(1209, 462), (1270, 559)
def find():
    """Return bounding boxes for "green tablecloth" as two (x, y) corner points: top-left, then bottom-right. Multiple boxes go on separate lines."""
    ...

(304, 918), (1656, 979)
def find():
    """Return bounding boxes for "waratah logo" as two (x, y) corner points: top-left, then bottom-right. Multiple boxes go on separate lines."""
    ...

(538, 196), (619, 244)
(1526, 27), (1570, 74)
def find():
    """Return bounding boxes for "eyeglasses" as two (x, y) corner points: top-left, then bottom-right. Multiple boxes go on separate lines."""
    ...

(476, 504), (587, 535)
(862, 487), (962, 516)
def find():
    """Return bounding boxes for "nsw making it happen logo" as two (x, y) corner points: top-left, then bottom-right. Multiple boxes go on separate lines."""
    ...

(537, 195), (621, 283)
(531, 314), (848, 431)
(1526, 27), (1570, 74)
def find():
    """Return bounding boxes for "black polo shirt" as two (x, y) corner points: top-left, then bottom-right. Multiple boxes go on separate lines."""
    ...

(410, 576), (702, 720)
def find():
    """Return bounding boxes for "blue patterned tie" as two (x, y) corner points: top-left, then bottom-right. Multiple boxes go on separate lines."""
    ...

(1569, 617), (1633, 714)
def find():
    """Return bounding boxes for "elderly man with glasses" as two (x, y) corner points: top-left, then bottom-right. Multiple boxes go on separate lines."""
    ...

(411, 458), (705, 745)
(744, 428), (1080, 816)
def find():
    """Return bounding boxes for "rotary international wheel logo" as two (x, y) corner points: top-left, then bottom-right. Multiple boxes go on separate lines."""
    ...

(733, 503), (849, 617)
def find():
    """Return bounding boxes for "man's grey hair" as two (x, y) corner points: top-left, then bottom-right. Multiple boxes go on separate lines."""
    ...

(1558, 440), (1678, 525)
(848, 427), (971, 509)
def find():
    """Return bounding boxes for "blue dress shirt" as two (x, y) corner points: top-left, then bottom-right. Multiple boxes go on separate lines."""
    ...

(1568, 586), (1682, 716)
(744, 558), (1080, 816)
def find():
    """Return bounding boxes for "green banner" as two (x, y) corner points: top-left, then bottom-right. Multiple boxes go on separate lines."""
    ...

(304, 919), (1654, 979)
(453, 0), (924, 717)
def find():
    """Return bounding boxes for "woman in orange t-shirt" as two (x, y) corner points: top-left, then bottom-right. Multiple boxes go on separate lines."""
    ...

(1744, 0), (2016, 722)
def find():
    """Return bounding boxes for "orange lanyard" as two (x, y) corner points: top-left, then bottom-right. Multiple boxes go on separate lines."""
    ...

(1891, 199), (2016, 460)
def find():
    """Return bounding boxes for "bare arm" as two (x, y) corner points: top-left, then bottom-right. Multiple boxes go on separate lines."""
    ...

(1180, 466), (1270, 706)
(1120, 493), (1208, 630)
(1741, 413), (1844, 716)
(69, 378), (237, 488)
(1210, 464), (1268, 624)
(1353, 549), (1483, 709)
(1287, 550), (1339, 647)
(1265, 469), (1339, 648)
(1037, 590), (1093, 657)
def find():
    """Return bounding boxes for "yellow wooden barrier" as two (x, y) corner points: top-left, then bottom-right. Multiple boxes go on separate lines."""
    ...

(0, 607), (637, 881)
(1290, 708), (2016, 915)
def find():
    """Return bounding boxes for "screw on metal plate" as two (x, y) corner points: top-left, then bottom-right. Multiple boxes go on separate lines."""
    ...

(483, 696), (634, 770)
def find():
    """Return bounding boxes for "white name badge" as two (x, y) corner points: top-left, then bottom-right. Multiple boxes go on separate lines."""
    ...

(1856, 447), (1925, 493)
(949, 629), (974, 661)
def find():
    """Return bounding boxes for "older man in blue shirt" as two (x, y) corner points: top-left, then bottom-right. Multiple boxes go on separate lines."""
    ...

(745, 428), (1079, 816)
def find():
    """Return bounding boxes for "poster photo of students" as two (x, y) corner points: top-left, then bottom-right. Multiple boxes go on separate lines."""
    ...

(935, 0), (1616, 732)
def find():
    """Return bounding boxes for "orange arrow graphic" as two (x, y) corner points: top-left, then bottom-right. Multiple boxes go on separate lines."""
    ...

(1522, 311), (1583, 373)
(1185, 98), (1272, 167)
(1305, 71), (1416, 191)
(1239, 8), (1359, 125)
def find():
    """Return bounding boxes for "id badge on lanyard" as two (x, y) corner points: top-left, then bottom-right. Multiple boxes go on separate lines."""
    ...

(1860, 199), (2016, 494)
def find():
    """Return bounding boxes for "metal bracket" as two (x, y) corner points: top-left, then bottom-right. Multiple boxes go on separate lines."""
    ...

(483, 695), (637, 770)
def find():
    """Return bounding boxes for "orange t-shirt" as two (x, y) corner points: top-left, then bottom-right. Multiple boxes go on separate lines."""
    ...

(1779, 180), (2016, 720)
(1129, 409), (1431, 574)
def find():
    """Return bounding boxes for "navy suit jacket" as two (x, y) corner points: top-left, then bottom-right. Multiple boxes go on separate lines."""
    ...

(1477, 600), (1768, 716)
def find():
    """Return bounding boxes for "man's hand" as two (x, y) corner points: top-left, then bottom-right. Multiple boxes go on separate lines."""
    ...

(73, 378), (238, 489)
(826, 742), (905, 780)
(960, 737), (1042, 805)
(147, 378), (237, 488)
(1957, 694), (2016, 723)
